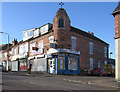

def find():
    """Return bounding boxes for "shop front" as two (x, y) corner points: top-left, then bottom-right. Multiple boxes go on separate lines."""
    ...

(11, 60), (18, 71)
(36, 57), (46, 72)
(28, 54), (46, 72)
(19, 58), (27, 71)
(29, 58), (35, 72)
(47, 48), (80, 74)
(11, 55), (19, 71)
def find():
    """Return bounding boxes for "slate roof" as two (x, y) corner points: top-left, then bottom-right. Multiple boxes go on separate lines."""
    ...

(70, 26), (109, 45)
(112, 2), (120, 16)
(0, 44), (12, 51)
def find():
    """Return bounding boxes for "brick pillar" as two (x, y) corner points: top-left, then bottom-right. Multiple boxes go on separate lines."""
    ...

(53, 8), (71, 49)
(112, 3), (120, 81)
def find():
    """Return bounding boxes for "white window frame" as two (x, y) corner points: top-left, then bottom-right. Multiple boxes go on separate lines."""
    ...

(14, 48), (16, 55)
(38, 42), (43, 49)
(30, 43), (35, 52)
(58, 18), (65, 28)
(71, 36), (76, 51)
(104, 60), (107, 65)
(90, 58), (94, 70)
(89, 42), (93, 54)
(104, 47), (107, 57)
(4, 52), (7, 58)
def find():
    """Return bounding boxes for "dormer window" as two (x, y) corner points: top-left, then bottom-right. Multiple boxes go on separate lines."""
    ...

(58, 18), (65, 28)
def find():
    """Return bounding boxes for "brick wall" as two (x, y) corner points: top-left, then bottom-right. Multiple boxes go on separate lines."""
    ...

(53, 9), (71, 49)
(115, 14), (120, 38)
(71, 31), (109, 71)
(29, 32), (53, 57)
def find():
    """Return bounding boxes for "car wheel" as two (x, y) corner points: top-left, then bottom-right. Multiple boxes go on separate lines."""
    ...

(99, 73), (102, 76)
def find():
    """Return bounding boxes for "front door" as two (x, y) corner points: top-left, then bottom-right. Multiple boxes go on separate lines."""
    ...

(49, 58), (55, 74)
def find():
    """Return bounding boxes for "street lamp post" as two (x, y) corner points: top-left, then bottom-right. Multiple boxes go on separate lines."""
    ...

(0, 32), (9, 47)
(0, 32), (10, 71)
(110, 52), (113, 58)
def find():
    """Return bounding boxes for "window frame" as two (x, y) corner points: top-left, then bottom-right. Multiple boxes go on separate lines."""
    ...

(89, 42), (93, 55)
(58, 18), (65, 28)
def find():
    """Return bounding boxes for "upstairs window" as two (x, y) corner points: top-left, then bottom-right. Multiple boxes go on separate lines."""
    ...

(104, 47), (107, 57)
(71, 36), (76, 51)
(89, 42), (93, 54)
(14, 48), (16, 55)
(58, 18), (65, 28)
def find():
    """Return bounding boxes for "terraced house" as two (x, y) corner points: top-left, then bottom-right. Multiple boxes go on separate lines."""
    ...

(1, 6), (109, 74)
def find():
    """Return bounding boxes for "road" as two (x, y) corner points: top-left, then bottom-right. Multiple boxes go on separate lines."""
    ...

(2, 72), (118, 91)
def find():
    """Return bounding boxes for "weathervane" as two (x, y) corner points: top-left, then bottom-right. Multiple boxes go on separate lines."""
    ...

(59, 2), (64, 9)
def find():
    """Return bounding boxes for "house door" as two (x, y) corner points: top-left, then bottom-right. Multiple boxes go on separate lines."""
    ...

(48, 58), (55, 74)
(90, 58), (93, 70)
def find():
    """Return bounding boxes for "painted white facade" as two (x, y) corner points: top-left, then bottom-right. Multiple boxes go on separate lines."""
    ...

(33, 28), (39, 38)
(115, 38), (120, 81)
(23, 28), (35, 41)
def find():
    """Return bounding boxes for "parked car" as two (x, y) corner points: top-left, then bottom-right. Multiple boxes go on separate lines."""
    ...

(102, 64), (115, 77)
(0, 65), (6, 72)
(88, 68), (107, 76)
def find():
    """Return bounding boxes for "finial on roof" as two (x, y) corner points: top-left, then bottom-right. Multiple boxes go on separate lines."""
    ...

(59, 2), (64, 9)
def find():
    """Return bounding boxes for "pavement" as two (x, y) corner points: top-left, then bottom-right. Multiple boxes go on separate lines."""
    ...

(5, 71), (120, 90)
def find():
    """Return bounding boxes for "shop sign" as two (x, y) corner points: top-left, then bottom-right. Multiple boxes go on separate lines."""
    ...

(49, 43), (56, 48)
(47, 54), (52, 58)
(57, 48), (80, 55)
(58, 54), (65, 57)
(69, 54), (79, 58)
(31, 49), (43, 55)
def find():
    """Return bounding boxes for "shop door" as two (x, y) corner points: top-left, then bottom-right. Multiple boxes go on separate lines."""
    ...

(49, 58), (55, 74)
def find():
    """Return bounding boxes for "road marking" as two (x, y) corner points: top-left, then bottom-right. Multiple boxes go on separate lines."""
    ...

(63, 79), (82, 83)
(23, 80), (45, 86)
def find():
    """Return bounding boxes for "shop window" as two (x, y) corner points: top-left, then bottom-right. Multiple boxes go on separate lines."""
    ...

(58, 57), (65, 70)
(68, 57), (78, 70)
(58, 18), (65, 28)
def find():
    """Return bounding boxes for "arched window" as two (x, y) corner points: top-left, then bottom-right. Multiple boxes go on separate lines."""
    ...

(58, 18), (65, 28)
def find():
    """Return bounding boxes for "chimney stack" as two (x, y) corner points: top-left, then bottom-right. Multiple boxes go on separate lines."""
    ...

(90, 32), (94, 35)
(12, 38), (18, 46)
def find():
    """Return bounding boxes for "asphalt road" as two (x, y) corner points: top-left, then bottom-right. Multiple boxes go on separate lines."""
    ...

(2, 72), (118, 92)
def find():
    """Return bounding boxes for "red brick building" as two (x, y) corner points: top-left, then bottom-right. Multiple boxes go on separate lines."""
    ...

(26, 8), (109, 74)
(4, 7), (109, 74)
